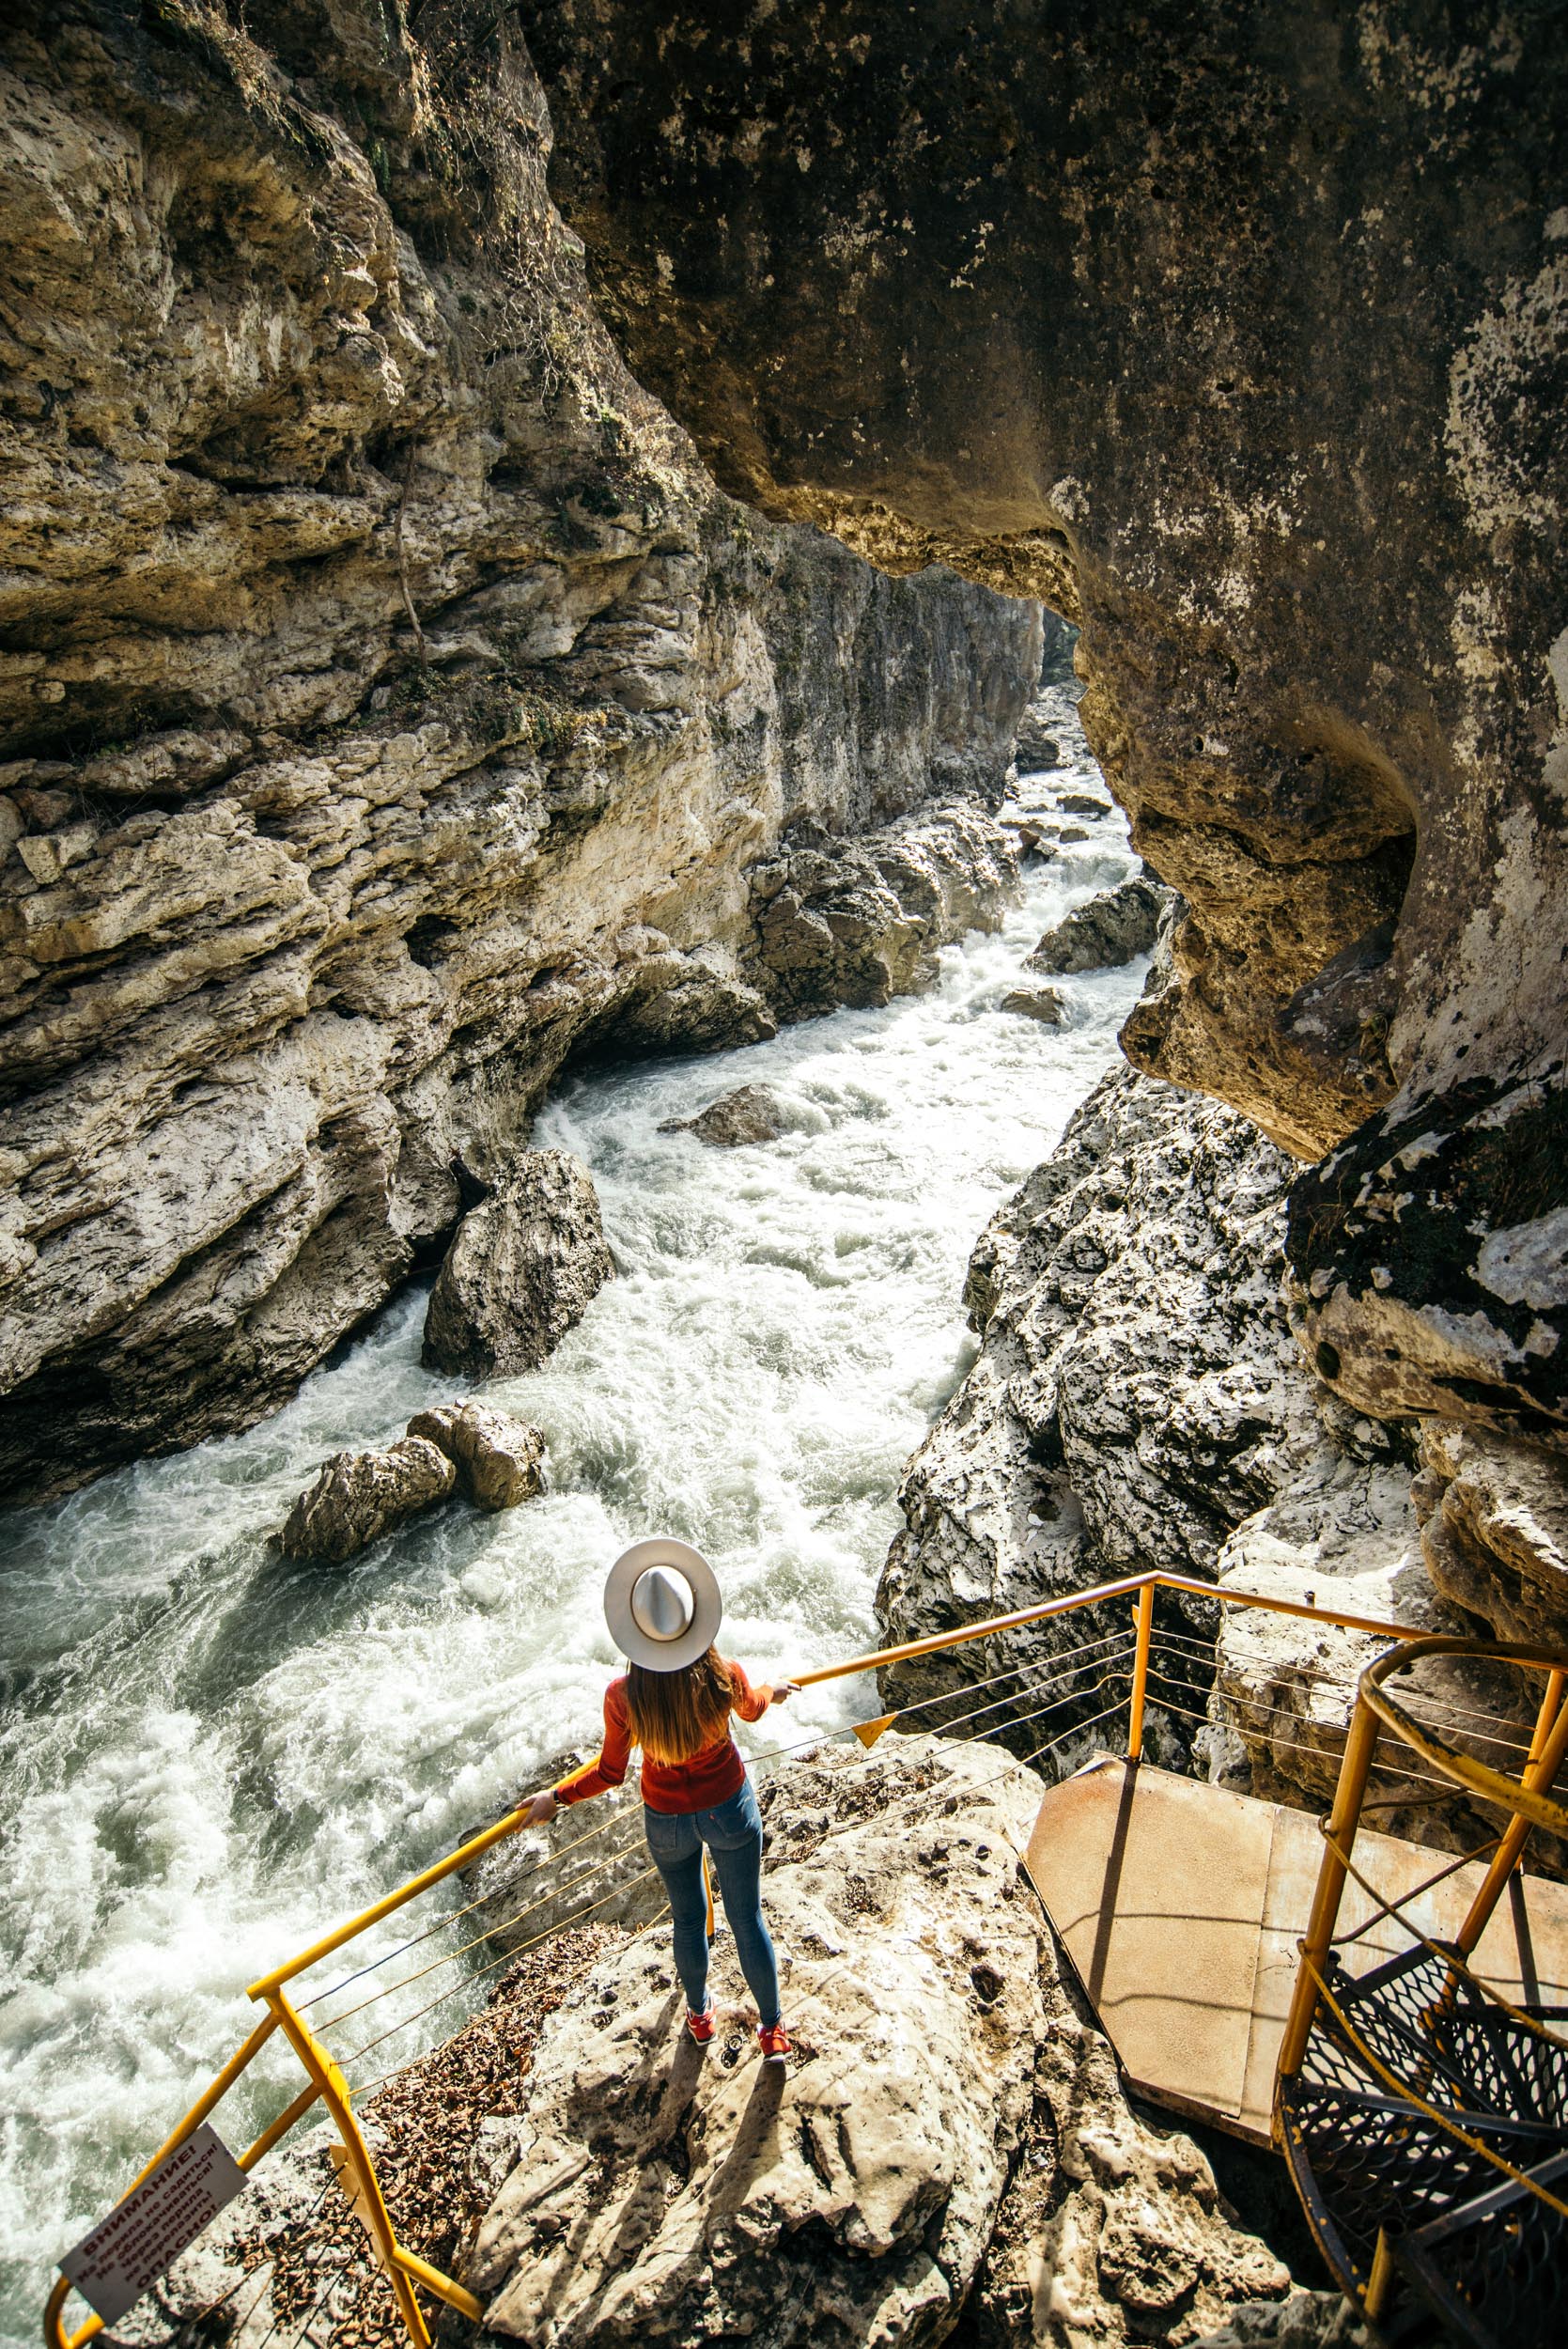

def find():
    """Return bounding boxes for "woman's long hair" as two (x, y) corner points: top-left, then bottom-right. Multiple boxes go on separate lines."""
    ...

(625, 1647), (736, 1764)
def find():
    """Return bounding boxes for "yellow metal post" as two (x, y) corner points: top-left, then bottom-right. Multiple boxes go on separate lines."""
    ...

(1456, 1668), (1568, 1957)
(1364, 2229), (1397, 2322)
(1126, 1585), (1156, 1760)
(263, 1989), (432, 2349)
(1277, 1693), (1382, 2082)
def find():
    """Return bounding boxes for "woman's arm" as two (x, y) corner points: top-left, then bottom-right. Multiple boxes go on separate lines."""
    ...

(728, 1661), (800, 1722)
(521, 1681), (631, 1824)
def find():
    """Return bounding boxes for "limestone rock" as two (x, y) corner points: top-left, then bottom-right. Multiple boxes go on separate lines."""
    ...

(0, 6), (1042, 1503)
(406, 1402), (548, 1511)
(465, 1735), (1292, 2348)
(521, 0), (1568, 1453)
(278, 1436), (456, 1563)
(658, 1082), (787, 1146)
(1013, 702), (1062, 770)
(750, 801), (1019, 1017)
(1026, 877), (1167, 975)
(423, 1151), (614, 1379)
(875, 1066), (1412, 1771)
(1413, 1422), (1568, 1645)
(1001, 987), (1066, 1025)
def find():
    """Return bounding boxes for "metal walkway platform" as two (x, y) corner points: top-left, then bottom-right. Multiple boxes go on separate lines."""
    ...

(1024, 1755), (1568, 2145)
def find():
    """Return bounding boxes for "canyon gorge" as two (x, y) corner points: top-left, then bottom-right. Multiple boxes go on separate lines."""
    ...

(3, 6), (1565, 2349)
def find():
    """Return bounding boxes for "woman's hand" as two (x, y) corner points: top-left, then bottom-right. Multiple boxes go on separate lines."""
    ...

(771, 1682), (800, 1705)
(520, 1789), (558, 1828)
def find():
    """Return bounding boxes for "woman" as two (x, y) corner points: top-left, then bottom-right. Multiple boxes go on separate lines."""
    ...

(522, 1538), (798, 2058)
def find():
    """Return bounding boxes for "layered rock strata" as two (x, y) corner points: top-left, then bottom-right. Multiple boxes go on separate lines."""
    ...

(520, 0), (1568, 1469)
(0, 1), (1040, 1502)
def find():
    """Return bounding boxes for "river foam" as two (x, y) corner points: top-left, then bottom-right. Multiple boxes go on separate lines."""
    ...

(0, 704), (1147, 2341)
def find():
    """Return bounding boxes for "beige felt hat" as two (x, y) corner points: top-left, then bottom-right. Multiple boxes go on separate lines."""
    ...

(603, 1537), (722, 1672)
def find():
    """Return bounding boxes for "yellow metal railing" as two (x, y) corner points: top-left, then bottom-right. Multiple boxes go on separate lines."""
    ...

(1276, 1633), (1568, 2081)
(44, 1564), (1432, 2349)
(1273, 1633), (1568, 2321)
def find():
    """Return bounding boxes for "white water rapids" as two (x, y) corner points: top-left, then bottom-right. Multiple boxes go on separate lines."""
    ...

(0, 708), (1148, 2344)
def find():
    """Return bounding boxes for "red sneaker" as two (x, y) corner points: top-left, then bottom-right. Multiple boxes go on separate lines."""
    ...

(756, 2022), (790, 2061)
(687, 1999), (715, 2045)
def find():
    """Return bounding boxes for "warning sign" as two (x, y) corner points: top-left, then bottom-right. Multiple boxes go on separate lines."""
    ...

(59, 2123), (248, 2326)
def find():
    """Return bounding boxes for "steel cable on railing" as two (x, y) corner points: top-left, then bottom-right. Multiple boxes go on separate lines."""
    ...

(299, 1805), (642, 2015)
(330, 1634), (1138, 2083)
(337, 1861), (668, 2077)
(1141, 1645), (1498, 1810)
(247, 2172), (367, 2349)
(1149, 1626), (1541, 1750)
(1140, 1682), (1467, 1804)
(318, 1828), (658, 2031)
(308, 1628), (1140, 2037)
(1141, 1657), (1475, 1789)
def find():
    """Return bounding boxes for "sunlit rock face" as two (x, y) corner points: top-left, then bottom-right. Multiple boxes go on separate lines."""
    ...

(0, 2), (1040, 1501)
(520, 0), (1568, 1443)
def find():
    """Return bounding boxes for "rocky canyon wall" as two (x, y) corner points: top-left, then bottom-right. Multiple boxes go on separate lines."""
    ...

(0, 0), (1040, 1501)
(520, 0), (1568, 1468)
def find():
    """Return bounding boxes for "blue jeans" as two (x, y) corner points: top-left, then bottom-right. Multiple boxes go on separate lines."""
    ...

(643, 1777), (782, 2029)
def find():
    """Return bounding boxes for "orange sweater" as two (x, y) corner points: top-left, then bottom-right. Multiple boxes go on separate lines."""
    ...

(554, 1663), (774, 1814)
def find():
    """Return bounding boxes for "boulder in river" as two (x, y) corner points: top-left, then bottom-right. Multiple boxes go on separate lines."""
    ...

(659, 1082), (787, 1146)
(1058, 789), (1111, 817)
(278, 1436), (456, 1563)
(1001, 813), (1058, 859)
(423, 1149), (614, 1379)
(465, 1734), (1295, 2347)
(1013, 702), (1062, 770)
(407, 1402), (547, 1511)
(1001, 985), (1066, 1025)
(1026, 875), (1166, 974)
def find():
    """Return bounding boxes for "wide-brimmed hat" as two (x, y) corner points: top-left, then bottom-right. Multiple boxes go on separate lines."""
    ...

(603, 1537), (722, 1672)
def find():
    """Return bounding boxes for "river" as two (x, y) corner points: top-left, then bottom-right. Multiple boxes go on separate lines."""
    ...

(0, 700), (1148, 2344)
